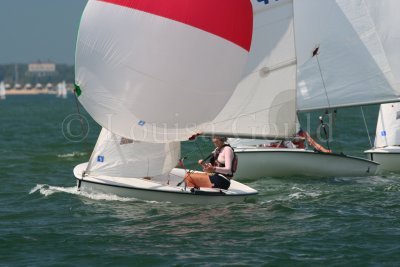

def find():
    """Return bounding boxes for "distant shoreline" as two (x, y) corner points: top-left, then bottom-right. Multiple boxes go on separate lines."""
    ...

(5, 89), (58, 95)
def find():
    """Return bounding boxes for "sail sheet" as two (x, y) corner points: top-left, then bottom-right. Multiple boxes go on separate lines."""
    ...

(204, 0), (297, 139)
(295, 0), (400, 112)
(374, 103), (400, 148)
(87, 128), (181, 178)
(75, 0), (253, 143)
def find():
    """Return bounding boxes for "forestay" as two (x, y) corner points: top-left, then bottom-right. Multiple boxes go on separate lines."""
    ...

(86, 128), (180, 178)
(295, 0), (400, 111)
(204, 0), (297, 139)
(374, 103), (400, 148)
(75, 0), (253, 142)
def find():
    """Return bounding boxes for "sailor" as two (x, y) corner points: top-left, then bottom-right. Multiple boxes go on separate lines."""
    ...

(184, 136), (237, 190)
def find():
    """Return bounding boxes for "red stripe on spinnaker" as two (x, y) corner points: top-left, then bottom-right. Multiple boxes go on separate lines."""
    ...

(98, 0), (253, 51)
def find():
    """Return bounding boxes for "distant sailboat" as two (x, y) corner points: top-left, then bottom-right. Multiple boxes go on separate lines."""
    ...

(202, 0), (400, 178)
(61, 81), (67, 98)
(56, 81), (67, 98)
(73, 0), (257, 203)
(0, 81), (6, 100)
(365, 103), (400, 173)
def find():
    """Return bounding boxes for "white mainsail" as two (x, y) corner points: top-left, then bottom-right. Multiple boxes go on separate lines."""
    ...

(75, 0), (253, 143)
(56, 82), (62, 98)
(0, 81), (5, 100)
(86, 128), (181, 178)
(61, 81), (67, 99)
(204, 0), (297, 139)
(295, 0), (400, 111)
(374, 103), (400, 148)
(365, 0), (400, 88)
(206, 0), (400, 140)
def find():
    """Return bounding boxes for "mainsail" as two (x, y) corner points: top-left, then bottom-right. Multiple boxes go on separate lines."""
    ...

(75, 0), (253, 142)
(205, 0), (297, 139)
(205, 0), (400, 139)
(295, 0), (400, 111)
(374, 103), (400, 148)
(0, 81), (5, 100)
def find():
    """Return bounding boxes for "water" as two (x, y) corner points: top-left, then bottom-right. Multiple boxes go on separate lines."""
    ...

(1, 95), (400, 266)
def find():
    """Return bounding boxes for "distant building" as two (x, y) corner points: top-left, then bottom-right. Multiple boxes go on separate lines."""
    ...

(28, 62), (56, 77)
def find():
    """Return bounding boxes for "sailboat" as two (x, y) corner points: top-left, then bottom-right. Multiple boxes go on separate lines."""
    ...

(57, 81), (67, 98)
(0, 81), (6, 100)
(61, 81), (67, 99)
(72, 0), (257, 203)
(56, 83), (62, 97)
(202, 0), (400, 178)
(74, 128), (257, 204)
(365, 103), (400, 173)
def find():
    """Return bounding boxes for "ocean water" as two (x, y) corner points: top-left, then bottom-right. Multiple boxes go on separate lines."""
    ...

(1, 95), (400, 266)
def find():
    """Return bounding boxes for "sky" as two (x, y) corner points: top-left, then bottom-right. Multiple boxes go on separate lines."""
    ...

(0, 0), (88, 65)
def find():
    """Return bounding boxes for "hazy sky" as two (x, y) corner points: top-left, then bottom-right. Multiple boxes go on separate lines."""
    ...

(0, 0), (87, 65)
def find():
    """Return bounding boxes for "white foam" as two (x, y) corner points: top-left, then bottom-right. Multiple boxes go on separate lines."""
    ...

(384, 184), (400, 192)
(291, 186), (305, 192)
(29, 184), (144, 202)
(289, 191), (321, 200)
(57, 152), (87, 158)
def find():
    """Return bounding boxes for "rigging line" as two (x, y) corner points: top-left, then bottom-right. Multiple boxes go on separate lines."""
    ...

(315, 53), (332, 109)
(194, 139), (206, 159)
(72, 89), (90, 186)
(360, 106), (373, 148)
(72, 90), (92, 160)
(147, 158), (150, 178)
(73, 90), (87, 141)
(318, 114), (331, 151)
(74, 90), (84, 134)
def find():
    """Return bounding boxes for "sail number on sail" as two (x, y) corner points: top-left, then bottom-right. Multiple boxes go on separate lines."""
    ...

(257, 0), (279, 5)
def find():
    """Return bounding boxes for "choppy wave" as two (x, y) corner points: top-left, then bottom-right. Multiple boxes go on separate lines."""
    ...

(289, 191), (322, 200)
(57, 152), (87, 158)
(384, 184), (400, 192)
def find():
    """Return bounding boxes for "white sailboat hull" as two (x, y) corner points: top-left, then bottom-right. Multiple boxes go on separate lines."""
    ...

(233, 148), (378, 178)
(365, 147), (400, 173)
(73, 163), (257, 204)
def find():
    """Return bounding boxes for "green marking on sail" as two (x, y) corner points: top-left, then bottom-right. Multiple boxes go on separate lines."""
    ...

(74, 84), (82, 96)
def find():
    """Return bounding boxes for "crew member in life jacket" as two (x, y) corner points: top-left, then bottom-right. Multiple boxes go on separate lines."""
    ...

(184, 136), (236, 190)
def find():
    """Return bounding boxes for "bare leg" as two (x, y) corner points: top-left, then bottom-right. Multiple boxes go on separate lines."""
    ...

(184, 172), (213, 188)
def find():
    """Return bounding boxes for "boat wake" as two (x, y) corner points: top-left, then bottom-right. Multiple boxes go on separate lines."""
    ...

(29, 184), (149, 202)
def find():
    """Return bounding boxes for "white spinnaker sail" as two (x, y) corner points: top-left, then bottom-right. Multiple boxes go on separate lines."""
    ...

(374, 103), (400, 148)
(204, 0), (297, 139)
(295, 0), (400, 112)
(75, 0), (253, 143)
(86, 128), (181, 178)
